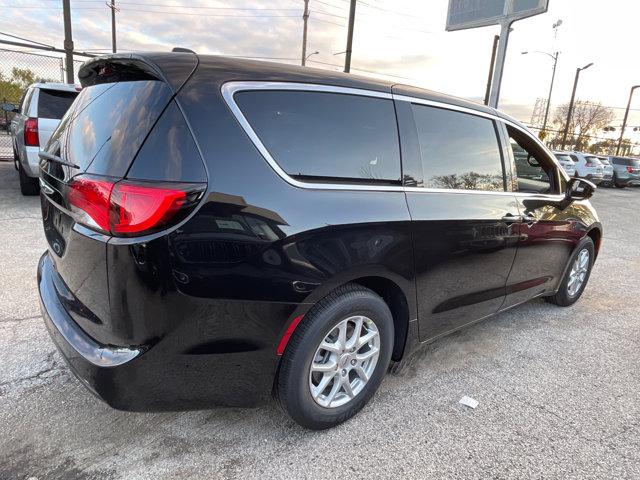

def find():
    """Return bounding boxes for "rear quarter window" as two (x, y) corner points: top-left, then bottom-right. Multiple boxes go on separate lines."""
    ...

(234, 90), (401, 184)
(37, 89), (78, 119)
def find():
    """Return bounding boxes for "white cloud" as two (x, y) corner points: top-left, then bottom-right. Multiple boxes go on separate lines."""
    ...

(1, 0), (638, 126)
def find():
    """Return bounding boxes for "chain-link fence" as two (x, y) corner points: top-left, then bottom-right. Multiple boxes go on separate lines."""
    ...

(0, 48), (85, 160)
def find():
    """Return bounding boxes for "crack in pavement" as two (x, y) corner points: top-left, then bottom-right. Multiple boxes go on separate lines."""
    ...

(0, 351), (65, 394)
(0, 314), (42, 324)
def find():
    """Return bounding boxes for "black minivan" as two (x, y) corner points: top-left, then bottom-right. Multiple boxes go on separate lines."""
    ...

(38, 52), (602, 429)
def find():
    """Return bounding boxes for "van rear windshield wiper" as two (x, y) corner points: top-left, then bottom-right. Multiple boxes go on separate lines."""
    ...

(38, 151), (80, 169)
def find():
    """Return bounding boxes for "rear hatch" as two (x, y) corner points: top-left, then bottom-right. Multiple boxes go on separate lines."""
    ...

(39, 55), (207, 345)
(584, 156), (604, 176)
(37, 88), (79, 147)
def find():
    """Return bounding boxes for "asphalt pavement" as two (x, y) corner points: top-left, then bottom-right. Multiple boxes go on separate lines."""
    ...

(0, 161), (638, 479)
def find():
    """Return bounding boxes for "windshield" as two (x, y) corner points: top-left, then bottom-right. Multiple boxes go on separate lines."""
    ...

(37, 89), (78, 119)
(555, 154), (573, 162)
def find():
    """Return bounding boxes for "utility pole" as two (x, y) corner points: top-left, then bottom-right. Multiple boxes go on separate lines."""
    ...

(301, 0), (309, 66)
(561, 63), (593, 150)
(343, 0), (356, 73)
(616, 85), (640, 156)
(484, 35), (499, 106)
(62, 0), (74, 83)
(107, 0), (118, 53)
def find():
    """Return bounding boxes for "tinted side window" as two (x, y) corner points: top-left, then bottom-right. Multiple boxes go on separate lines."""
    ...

(411, 104), (505, 191)
(127, 101), (206, 183)
(508, 126), (559, 194)
(37, 89), (78, 119)
(235, 90), (401, 183)
(611, 156), (635, 166)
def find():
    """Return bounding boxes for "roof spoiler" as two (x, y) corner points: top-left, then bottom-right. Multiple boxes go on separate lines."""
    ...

(172, 47), (195, 54)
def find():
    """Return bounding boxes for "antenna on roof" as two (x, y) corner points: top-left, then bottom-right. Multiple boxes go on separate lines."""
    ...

(172, 47), (195, 54)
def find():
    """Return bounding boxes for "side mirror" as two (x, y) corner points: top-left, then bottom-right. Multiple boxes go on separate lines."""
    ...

(1, 102), (17, 112)
(566, 177), (596, 201)
(527, 155), (540, 167)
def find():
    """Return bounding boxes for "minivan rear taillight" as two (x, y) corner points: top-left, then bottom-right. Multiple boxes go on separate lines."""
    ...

(24, 118), (39, 147)
(67, 176), (205, 237)
(627, 166), (635, 173)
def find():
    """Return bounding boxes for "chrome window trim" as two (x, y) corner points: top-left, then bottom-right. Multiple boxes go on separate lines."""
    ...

(221, 81), (401, 192)
(221, 81), (568, 200)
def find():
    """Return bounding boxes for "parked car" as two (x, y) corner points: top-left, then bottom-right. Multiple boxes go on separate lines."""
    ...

(556, 151), (604, 184)
(596, 156), (614, 186)
(607, 156), (640, 188)
(553, 152), (576, 177)
(37, 53), (603, 430)
(9, 82), (79, 195)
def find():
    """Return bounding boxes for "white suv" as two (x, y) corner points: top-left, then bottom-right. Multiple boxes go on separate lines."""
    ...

(9, 82), (79, 195)
(556, 151), (604, 185)
(553, 152), (576, 177)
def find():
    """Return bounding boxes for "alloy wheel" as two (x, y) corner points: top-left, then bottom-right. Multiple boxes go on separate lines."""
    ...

(567, 248), (590, 297)
(308, 315), (380, 408)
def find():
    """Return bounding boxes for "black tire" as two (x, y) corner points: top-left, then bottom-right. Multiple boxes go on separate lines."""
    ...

(276, 284), (394, 430)
(545, 237), (595, 307)
(18, 164), (39, 196)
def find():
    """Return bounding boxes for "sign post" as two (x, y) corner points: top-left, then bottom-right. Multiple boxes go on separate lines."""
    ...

(446, 0), (550, 108)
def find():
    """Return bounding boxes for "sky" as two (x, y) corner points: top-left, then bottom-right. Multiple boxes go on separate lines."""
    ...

(2, 0), (639, 137)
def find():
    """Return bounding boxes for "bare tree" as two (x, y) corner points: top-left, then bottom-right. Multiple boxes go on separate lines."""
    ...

(553, 100), (614, 151)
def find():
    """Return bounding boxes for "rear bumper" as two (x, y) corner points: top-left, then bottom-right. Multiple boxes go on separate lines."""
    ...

(38, 251), (282, 411)
(614, 174), (640, 186)
(584, 174), (603, 184)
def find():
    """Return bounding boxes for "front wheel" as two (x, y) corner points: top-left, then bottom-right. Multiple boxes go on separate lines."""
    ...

(545, 237), (595, 307)
(276, 284), (394, 430)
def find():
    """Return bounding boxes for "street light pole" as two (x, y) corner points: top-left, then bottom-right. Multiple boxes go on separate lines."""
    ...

(521, 50), (560, 139)
(305, 51), (319, 64)
(616, 85), (640, 156)
(541, 51), (559, 136)
(561, 62), (593, 150)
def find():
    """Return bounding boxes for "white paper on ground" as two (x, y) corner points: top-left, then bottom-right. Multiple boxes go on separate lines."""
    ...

(459, 396), (479, 409)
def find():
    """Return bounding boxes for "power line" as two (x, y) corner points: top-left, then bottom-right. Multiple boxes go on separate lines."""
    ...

(117, 8), (300, 18)
(0, 31), (53, 48)
(114, 3), (300, 10)
(311, 9), (347, 19)
(313, 0), (345, 11)
(307, 58), (413, 80)
(357, 0), (416, 17)
(309, 16), (347, 28)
